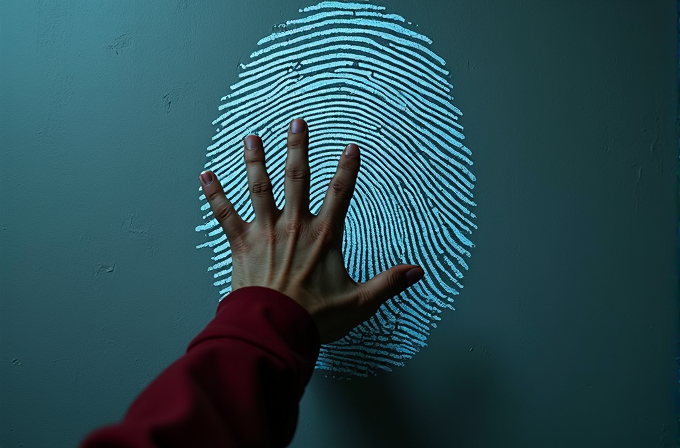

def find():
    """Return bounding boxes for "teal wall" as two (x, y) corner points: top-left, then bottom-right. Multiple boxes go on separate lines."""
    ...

(0, 1), (677, 447)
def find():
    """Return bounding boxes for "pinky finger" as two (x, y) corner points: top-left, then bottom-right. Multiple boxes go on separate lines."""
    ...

(200, 170), (247, 241)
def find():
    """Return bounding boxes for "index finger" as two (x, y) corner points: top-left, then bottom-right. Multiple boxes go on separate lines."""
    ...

(200, 170), (247, 241)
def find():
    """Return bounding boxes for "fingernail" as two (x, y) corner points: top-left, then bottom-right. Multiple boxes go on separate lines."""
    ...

(345, 143), (359, 158)
(245, 135), (259, 150)
(405, 267), (424, 286)
(291, 119), (306, 134)
(200, 171), (213, 186)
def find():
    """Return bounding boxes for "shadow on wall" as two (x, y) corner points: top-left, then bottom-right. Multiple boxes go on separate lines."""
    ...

(311, 359), (512, 448)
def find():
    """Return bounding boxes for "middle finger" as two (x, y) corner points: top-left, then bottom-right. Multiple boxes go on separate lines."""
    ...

(283, 118), (311, 220)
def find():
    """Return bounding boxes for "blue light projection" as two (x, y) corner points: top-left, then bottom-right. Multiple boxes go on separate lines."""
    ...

(196, 1), (477, 377)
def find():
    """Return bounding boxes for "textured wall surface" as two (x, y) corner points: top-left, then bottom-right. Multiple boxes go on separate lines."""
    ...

(0, 1), (677, 447)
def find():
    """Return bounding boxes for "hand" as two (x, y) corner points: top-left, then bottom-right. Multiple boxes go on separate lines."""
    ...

(199, 118), (424, 343)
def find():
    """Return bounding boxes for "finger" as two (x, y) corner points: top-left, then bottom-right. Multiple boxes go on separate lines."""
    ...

(283, 118), (311, 220)
(244, 135), (277, 222)
(200, 170), (247, 241)
(357, 265), (425, 313)
(316, 143), (360, 233)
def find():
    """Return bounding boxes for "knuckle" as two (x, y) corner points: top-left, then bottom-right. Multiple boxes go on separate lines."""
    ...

(288, 140), (305, 150)
(207, 190), (222, 202)
(254, 221), (278, 244)
(311, 217), (334, 246)
(331, 178), (351, 197)
(229, 235), (249, 255)
(285, 219), (302, 235)
(250, 180), (271, 196)
(286, 166), (308, 182)
(214, 204), (234, 223)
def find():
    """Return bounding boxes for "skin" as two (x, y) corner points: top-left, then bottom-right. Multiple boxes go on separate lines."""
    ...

(199, 118), (424, 343)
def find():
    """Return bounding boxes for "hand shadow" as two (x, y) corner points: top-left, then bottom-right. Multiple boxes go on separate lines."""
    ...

(301, 350), (516, 448)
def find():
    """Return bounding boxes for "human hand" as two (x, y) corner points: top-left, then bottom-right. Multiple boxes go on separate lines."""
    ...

(199, 118), (424, 343)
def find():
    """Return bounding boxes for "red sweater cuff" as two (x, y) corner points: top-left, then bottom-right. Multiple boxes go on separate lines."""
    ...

(189, 286), (321, 385)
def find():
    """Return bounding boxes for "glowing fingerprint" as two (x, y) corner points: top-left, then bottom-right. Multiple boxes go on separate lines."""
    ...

(196, 1), (477, 377)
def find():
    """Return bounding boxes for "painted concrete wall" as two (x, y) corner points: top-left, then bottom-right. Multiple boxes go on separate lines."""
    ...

(0, 1), (676, 447)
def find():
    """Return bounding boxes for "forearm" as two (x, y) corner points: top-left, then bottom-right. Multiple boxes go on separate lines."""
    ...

(80, 286), (320, 448)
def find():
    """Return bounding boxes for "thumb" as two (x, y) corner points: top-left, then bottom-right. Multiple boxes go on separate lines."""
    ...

(358, 265), (424, 310)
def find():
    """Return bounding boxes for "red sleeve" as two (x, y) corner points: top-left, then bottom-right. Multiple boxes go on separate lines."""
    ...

(79, 286), (320, 448)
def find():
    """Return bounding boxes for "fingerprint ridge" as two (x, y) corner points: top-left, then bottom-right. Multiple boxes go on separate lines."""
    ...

(196, 1), (476, 378)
